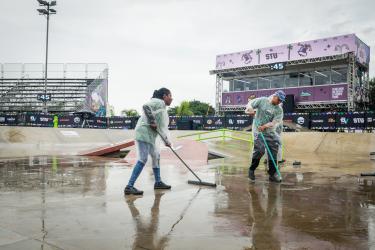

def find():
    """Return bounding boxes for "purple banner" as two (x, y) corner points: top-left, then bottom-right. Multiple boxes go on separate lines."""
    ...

(222, 84), (347, 106)
(215, 34), (370, 70)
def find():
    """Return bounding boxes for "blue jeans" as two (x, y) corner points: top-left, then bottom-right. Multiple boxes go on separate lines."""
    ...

(127, 141), (161, 187)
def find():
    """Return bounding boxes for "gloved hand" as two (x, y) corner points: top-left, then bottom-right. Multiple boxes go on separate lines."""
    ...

(150, 122), (157, 130)
(258, 125), (267, 132)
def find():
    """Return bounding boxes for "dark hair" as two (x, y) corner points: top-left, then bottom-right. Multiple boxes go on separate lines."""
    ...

(152, 87), (171, 100)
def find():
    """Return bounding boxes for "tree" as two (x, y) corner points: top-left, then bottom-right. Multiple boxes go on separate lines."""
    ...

(176, 101), (194, 116)
(108, 105), (115, 117)
(369, 77), (375, 110)
(188, 100), (215, 115)
(168, 100), (215, 116)
(121, 109), (139, 117)
(168, 106), (178, 116)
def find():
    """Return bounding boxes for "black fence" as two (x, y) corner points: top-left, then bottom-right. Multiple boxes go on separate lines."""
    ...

(0, 112), (374, 131)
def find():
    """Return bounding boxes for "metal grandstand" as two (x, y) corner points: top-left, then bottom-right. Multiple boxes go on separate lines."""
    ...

(0, 63), (108, 114)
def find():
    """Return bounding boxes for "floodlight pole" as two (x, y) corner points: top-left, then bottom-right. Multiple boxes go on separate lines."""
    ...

(43, 3), (50, 113)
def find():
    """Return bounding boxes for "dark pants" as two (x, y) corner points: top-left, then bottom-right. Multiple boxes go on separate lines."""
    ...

(250, 132), (280, 176)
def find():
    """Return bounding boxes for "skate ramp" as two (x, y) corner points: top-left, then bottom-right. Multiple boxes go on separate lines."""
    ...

(0, 126), (135, 157)
(0, 126), (374, 159)
(124, 139), (209, 168)
(284, 132), (375, 156)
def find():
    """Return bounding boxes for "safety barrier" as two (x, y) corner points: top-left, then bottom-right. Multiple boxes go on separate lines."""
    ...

(0, 111), (374, 131)
(177, 128), (254, 147)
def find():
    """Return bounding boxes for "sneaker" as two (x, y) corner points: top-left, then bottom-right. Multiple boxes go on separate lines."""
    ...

(154, 181), (171, 190)
(124, 186), (144, 195)
(248, 170), (255, 181)
(278, 159), (286, 164)
(269, 174), (282, 183)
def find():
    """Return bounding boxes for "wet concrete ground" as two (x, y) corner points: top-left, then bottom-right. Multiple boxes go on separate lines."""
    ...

(0, 144), (375, 249)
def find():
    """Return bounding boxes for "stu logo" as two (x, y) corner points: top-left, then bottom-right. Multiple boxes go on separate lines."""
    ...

(265, 53), (278, 60)
(353, 118), (364, 124)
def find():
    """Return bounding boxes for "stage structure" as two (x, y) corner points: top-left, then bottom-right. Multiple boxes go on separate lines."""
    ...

(0, 63), (108, 116)
(210, 34), (370, 113)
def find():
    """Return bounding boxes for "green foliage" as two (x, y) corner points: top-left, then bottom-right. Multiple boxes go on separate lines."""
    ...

(176, 101), (194, 116)
(188, 100), (215, 115)
(109, 105), (115, 117)
(168, 106), (178, 115)
(121, 109), (139, 117)
(168, 100), (215, 116)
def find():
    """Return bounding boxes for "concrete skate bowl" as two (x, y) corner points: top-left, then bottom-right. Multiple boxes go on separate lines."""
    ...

(201, 131), (375, 177)
(0, 126), (135, 157)
(2, 127), (26, 143)
(191, 132), (375, 157)
(283, 132), (375, 157)
(124, 139), (209, 169)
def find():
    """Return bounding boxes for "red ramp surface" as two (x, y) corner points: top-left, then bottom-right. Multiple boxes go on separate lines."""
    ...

(78, 140), (135, 156)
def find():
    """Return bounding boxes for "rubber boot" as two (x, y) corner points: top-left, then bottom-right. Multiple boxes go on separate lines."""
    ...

(249, 158), (260, 180)
(153, 168), (171, 189)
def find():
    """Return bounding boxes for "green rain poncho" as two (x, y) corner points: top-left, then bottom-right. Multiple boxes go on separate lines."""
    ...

(245, 96), (283, 136)
(135, 98), (171, 147)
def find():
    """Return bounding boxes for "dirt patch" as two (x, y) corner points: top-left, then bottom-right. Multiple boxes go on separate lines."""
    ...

(4, 128), (25, 143)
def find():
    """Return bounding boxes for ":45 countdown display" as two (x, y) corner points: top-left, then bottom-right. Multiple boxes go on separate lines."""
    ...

(269, 62), (285, 71)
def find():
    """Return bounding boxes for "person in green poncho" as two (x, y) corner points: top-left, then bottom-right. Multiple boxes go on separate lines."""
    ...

(245, 90), (285, 183)
(124, 88), (173, 195)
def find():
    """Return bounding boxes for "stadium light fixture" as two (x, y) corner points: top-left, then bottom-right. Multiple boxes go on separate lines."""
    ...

(37, 0), (49, 6)
(49, 9), (57, 14)
(37, 9), (48, 15)
(50, 1), (57, 6)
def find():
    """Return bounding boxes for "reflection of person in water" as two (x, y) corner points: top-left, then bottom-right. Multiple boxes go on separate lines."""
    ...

(248, 184), (281, 249)
(125, 193), (169, 249)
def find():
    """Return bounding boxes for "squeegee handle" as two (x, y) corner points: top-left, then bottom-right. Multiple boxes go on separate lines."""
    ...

(156, 130), (202, 182)
(255, 122), (282, 179)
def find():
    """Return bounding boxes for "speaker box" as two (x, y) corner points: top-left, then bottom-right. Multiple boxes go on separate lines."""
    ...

(283, 94), (295, 113)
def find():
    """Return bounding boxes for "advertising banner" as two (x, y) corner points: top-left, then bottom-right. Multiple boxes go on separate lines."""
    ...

(222, 84), (348, 106)
(225, 115), (252, 130)
(25, 114), (54, 127)
(216, 34), (370, 70)
(283, 113), (310, 128)
(310, 113), (337, 129)
(0, 114), (18, 126)
(336, 112), (366, 129)
(203, 116), (225, 130)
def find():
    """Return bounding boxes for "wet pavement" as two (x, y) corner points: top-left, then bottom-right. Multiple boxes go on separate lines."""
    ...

(0, 145), (375, 249)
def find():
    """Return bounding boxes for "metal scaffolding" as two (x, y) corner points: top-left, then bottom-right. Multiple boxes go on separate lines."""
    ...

(211, 53), (370, 113)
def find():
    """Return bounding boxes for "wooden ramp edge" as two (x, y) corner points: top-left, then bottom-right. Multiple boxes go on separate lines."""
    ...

(78, 140), (135, 156)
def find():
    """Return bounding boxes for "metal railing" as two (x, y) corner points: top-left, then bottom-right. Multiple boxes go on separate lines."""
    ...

(177, 128), (254, 147)
(0, 63), (108, 79)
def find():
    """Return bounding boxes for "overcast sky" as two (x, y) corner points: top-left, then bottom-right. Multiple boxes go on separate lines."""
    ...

(1, 0), (374, 114)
